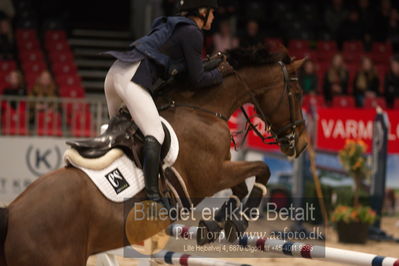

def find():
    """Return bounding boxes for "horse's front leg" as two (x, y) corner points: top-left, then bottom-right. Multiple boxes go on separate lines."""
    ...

(217, 161), (270, 242)
(197, 182), (248, 245)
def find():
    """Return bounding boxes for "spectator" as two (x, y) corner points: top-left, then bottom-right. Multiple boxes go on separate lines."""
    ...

(353, 57), (380, 107)
(29, 70), (57, 98)
(374, 0), (392, 42)
(323, 54), (349, 103)
(2, 70), (26, 109)
(0, 18), (14, 60)
(28, 70), (58, 127)
(299, 60), (318, 95)
(384, 55), (399, 108)
(325, 0), (348, 39)
(213, 19), (239, 53)
(239, 20), (263, 48)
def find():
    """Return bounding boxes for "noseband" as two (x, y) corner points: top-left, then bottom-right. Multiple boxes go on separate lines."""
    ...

(238, 61), (305, 152)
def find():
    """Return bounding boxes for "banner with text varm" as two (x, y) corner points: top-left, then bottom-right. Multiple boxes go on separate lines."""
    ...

(316, 108), (399, 154)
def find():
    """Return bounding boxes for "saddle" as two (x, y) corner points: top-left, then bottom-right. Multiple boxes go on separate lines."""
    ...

(66, 108), (171, 169)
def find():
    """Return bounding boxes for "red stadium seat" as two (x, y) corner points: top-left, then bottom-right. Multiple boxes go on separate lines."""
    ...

(59, 85), (85, 98)
(70, 107), (92, 137)
(44, 30), (67, 42)
(394, 99), (399, 110)
(316, 41), (338, 63)
(52, 63), (78, 76)
(332, 96), (356, 108)
(372, 42), (393, 54)
(17, 39), (40, 51)
(0, 60), (17, 73)
(49, 51), (74, 64)
(343, 51), (365, 64)
(15, 29), (37, 41)
(343, 41), (364, 53)
(36, 110), (62, 136)
(56, 74), (82, 87)
(22, 61), (47, 75)
(363, 97), (387, 109)
(302, 94), (325, 111)
(46, 41), (71, 53)
(19, 50), (45, 63)
(1, 102), (28, 135)
(288, 40), (310, 52)
(369, 43), (392, 64)
(317, 41), (338, 53)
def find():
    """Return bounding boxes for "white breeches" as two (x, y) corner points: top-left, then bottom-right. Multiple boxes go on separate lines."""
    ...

(104, 60), (165, 144)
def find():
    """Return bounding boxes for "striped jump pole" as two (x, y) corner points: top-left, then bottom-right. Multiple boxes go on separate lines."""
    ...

(152, 250), (251, 266)
(167, 224), (399, 266)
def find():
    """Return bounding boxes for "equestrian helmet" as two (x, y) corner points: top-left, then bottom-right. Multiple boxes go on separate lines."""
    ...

(177, 0), (218, 12)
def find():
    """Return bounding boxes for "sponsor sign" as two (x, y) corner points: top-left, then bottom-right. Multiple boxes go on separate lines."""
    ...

(0, 137), (69, 203)
(316, 108), (399, 153)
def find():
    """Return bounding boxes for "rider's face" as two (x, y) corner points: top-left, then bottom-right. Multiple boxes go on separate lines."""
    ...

(202, 8), (215, 30)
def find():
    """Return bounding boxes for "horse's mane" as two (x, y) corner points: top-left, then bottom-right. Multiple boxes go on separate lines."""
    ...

(226, 44), (291, 70)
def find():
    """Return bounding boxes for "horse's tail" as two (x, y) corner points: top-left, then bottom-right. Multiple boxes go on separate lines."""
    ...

(0, 207), (8, 265)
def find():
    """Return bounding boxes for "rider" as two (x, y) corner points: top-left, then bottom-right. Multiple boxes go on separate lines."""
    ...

(104, 0), (234, 207)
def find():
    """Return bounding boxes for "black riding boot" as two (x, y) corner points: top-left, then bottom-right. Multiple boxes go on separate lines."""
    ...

(143, 136), (163, 203)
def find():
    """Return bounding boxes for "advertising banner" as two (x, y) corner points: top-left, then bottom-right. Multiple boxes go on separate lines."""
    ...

(0, 137), (69, 203)
(316, 108), (399, 153)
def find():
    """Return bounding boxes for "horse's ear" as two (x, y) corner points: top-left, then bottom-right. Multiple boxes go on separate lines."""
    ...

(291, 58), (306, 70)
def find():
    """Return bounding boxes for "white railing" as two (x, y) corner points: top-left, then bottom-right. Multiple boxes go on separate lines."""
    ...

(0, 96), (109, 137)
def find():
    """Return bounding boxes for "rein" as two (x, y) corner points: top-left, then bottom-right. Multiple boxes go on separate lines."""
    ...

(158, 100), (229, 122)
(158, 60), (305, 151)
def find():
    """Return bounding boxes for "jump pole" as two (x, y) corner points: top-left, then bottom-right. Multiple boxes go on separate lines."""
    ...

(152, 250), (251, 266)
(167, 224), (399, 266)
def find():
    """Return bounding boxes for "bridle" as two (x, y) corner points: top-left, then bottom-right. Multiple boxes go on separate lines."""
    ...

(158, 61), (305, 153)
(237, 61), (305, 153)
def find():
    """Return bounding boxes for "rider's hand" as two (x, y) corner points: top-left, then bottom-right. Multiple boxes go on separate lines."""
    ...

(217, 58), (234, 77)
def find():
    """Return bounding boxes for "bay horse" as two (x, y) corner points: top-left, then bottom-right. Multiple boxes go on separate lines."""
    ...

(0, 45), (308, 266)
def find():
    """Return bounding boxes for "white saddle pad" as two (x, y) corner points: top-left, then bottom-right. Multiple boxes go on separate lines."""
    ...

(65, 117), (179, 202)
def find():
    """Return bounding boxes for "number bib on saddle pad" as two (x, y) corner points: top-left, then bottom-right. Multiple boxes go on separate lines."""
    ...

(64, 118), (179, 202)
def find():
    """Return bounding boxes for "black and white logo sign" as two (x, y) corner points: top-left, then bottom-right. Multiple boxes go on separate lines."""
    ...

(105, 168), (130, 194)
(26, 145), (62, 177)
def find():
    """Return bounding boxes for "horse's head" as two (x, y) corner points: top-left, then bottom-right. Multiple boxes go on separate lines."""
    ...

(254, 58), (308, 158)
(228, 46), (308, 158)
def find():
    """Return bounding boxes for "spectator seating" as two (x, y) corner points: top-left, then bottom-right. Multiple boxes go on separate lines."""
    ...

(302, 94), (326, 111)
(332, 96), (356, 108)
(36, 110), (62, 136)
(363, 97), (387, 109)
(0, 60), (17, 93)
(316, 41), (337, 63)
(1, 102), (28, 135)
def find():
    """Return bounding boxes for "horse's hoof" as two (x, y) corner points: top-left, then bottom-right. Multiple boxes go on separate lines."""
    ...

(196, 220), (222, 245)
(224, 218), (248, 243)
